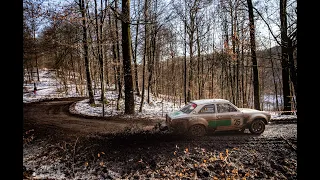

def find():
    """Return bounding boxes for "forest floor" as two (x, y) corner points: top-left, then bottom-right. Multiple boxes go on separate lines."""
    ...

(23, 97), (297, 180)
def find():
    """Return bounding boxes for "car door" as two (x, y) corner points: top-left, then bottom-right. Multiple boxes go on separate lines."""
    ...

(197, 104), (217, 129)
(215, 103), (244, 131)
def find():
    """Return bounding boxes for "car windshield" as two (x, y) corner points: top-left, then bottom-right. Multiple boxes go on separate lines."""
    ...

(180, 103), (197, 114)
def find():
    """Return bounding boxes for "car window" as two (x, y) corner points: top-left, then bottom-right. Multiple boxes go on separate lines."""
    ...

(180, 103), (197, 114)
(199, 104), (215, 114)
(217, 103), (238, 113)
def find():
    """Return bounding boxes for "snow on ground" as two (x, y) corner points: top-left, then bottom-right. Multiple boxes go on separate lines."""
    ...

(23, 68), (297, 120)
(23, 68), (182, 119)
(72, 94), (181, 119)
(23, 69), (80, 103)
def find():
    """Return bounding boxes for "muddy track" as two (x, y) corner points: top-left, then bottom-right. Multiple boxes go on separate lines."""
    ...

(23, 97), (161, 140)
(23, 97), (297, 179)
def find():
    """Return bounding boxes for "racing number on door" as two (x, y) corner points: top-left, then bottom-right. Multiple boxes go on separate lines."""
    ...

(232, 119), (242, 126)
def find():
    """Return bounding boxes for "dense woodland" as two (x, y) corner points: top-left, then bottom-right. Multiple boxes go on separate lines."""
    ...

(23, 0), (297, 114)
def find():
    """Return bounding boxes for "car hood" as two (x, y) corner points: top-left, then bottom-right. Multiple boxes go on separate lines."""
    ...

(238, 108), (261, 112)
(238, 108), (270, 115)
(167, 110), (189, 119)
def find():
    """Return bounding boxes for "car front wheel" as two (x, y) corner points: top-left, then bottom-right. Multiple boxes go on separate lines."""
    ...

(189, 124), (206, 137)
(249, 119), (265, 135)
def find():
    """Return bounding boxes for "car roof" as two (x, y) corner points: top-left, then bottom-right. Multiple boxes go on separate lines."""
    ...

(190, 99), (231, 105)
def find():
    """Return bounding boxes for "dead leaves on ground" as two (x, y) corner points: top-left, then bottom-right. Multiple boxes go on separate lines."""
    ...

(123, 146), (251, 179)
(23, 129), (35, 144)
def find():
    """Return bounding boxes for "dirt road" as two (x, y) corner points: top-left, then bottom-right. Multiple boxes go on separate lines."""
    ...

(23, 98), (297, 179)
(23, 97), (161, 140)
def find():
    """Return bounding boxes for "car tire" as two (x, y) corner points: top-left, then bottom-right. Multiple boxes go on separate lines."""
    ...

(189, 124), (206, 137)
(249, 119), (265, 135)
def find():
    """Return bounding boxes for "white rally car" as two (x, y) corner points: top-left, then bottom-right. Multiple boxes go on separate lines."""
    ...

(165, 99), (271, 136)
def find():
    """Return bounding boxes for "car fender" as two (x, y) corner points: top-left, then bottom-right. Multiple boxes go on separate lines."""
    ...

(187, 117), (208, 129)
(248, 114), (268, 124)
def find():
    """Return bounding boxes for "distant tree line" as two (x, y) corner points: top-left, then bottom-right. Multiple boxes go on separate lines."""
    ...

(23, 0), (297, 114)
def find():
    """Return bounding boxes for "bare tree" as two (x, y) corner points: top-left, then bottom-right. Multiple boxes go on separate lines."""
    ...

(132, 0), (141, 96)
(94, 0), (105, 102)
(139, 0), (150, 112)
(78, 0), (95, 104)
(122, 0), (135, 114)
(246, 0), (260, 110)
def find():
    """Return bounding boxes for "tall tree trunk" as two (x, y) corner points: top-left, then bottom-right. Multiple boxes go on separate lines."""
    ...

(32, 20), (40, 82)
(133, 0), (141, 96)
(234, 4), (240, 106)
(247, 0), (260, 110)
(102, 0), (109, 87)
(211, 29), (215, 98)
(280, 0), (291, 113)
(94, 0), (105, 102)
(240, 18), (247, 107)
(139, 0), (149, 112)
(71, 52), (79, 94)
(230, 5), (236, 104)
(184, 19), (187, 104)
(121, 0), (135, 114)
(35, 52), (40, 82)
(241, 40), (245, 107)
(147, 0), (158, 103)
(148, 33), (156, 103)
(108, 12), (117, 88)
(79, 0), (95, 104)
(196, 26), (202, 99)
(287, 38), (297, 108)
(115, 0), (123, 110)
(187, 16), (195, 102)
(171, 45), (176, 104)
(269, 45), (279, 111)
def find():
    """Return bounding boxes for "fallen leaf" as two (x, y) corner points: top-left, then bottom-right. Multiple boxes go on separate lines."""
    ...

(97, 153), (100, 157)
(232, 168), (238, 174)
(209, 157), (216, 162)
(220, 152), (224, 160)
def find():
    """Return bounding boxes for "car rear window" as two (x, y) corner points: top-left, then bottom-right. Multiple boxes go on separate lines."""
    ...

(180, 103), (197, 114)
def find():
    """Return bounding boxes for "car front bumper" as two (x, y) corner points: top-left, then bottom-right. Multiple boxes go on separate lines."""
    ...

(165, 117), (189, 133)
